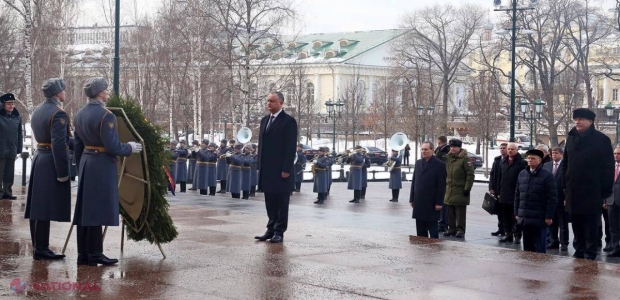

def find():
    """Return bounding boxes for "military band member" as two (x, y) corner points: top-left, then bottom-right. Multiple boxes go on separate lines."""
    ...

(348, 146), (365, 203)
(205, 142), (218, 195)
(250, 144), (258, 197)
(195, 140), (209, 195)
(175, 140), (189, 192)
(241, 144), (253, 199)
(167, 140), (178, 185)
(313, 148), (329, 204)
(73, 77), (142, 266)
(24, 78), (71, 260)
(361, 150), (371, 199)
(325, 147), (333, 196)
(227, 143), (244, 198)
(217, 139), (229, 193)
(69, 149), (77, 181)
(294, 143), (307, 192)
(388, 150), (403, 202)
(188, 140), (199, 190)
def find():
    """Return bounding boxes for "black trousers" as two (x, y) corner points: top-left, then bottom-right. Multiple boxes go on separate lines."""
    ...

(0, 157), (15, 196)
(599, 208), (611, 244)
(416, 219), (439, 238)
(264, 192), (290, 235)
(447, 205), (467, 234)
(522, 224), (547, 253)
(608, 203), (620, 251)
(250, 186), (256, 196)
(209, 186), (216, 195)
(403, 155), (409, 166)
(76, 226), (103, 255)
(549, 206), (569, 246)
(200, 189), (207, 195)
(391, 189), (400, 200)
(295, 182), (301, 191)
(231, 193), (240, 199)
(361, 187), (367, 198)
(438, 205), (448, 229)
(495, 203), (505, 232)
(571, 213), (599, 260)
(29, 220), (50, 251)
(242, 191), (250, 199)
(179, 181), (186, 192)
(219, 180), (227, 191)
(502, 203), (522, 237)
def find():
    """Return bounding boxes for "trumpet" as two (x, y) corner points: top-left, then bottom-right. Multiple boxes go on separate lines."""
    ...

(313, 154), (319, 161)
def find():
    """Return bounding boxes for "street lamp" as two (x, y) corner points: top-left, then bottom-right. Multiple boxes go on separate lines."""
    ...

(519, 98), (545, 150)
(325, 99), (344, 157)
(113, 0), (120, 95)
(221, 114), (229, 140)
(605, 103), (620, 145)
(317, 112), (322, 139)
(494, 0), (537, 142)
(417, 105), (434, 144)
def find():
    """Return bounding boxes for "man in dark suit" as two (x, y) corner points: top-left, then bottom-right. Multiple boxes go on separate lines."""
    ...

(543, 147), (568, 251)
(605, 146), (620, 257)
(434, 135), (450, 232)
(255, 92), (297, 243)
(489, 142), (507, 237)
(411, 141), (446, 238)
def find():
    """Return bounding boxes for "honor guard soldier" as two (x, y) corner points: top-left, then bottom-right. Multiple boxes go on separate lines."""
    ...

(217, 139), (229, 193)
(294, 143), (307, 192)
(361, 149), (371, 199)
(188, 140), (199, 190)
(175, 140), (189, 192)
(24, 78), (71, 260)
(348, 146), (365, 203)
(241, 144), (253, 199)
(69, 150), (78, 181)
(0, 93), (22, 200)
(250, 144), (258, 197)
(205, 142), (218, 195)
(313, 147), (329, 204)
(196, 140), (218, 195)
(325, 147), (334, 196)
(167, 140), (178, 185)
(227, 143), (244, 198)
(388, 150), (403, 202)
(73, 77), (142, 266)
(228, 139), (236, 150)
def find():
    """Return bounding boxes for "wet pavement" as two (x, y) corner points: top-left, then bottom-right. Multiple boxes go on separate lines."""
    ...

(2, 181), (620, 299)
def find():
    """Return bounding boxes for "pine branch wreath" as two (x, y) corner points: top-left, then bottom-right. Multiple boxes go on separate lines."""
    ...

(108, 97), (178, 244)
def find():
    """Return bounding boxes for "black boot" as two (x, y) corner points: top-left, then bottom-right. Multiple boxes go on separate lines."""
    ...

(242, 191), (249, 199)
(232, 193), (240, 199)
(31, 220), (65, 260)
(249, 186), (256, 197)
(349, 190), (360, 203)
(295, 182), (301, 192)
(199, 189), (207, 195)
(390, 189), (399, 202)
(180, 182), (186, 193)
(218, 181), (227, 193)
(209, 186), (216, 196)
(361, 187), (366, 199)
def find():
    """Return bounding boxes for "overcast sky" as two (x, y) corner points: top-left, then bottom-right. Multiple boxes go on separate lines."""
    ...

(77, 0), (618, 33)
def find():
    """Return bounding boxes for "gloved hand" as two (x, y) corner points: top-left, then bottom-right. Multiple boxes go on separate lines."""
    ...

(57, 176), (69, 182)
(463, 190), (470, 196)
(128, 141), (143, 153)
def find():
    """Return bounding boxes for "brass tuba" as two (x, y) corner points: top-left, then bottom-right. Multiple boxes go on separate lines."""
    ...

(236, 127), (252, 144)
(387, 132), (409, 172)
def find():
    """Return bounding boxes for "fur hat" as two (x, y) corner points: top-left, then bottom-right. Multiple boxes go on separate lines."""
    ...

(83, 77), (108, 98)
(229, 139), (236, 144)
(208, 142), (217, 148)
(572, 108), (595, 121)
(234, 143), (244, 150)
(220, 139), (227, 144)
(526, 149), (545, 160)
(192, 140), (199, 145)
(0, 93), (15, 103)
(42, 78), (66, 98)
(448, 139), (463, 148)
(179, 139), (187, 144)
(170, 139), (178, 145)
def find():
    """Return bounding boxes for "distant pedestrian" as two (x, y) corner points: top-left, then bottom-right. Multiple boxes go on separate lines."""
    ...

(410, 142), (446, 238)
(403, 144), (411, 166)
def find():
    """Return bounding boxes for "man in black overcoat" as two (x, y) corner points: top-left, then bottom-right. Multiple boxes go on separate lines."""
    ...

(562, 108), (614, 260)
(255, 92), (297, 243)
(410, 141), (446, 239)
(489, 142), (507, 237)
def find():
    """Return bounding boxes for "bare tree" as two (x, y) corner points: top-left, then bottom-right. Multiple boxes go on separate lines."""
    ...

(339, 74), (367, 148)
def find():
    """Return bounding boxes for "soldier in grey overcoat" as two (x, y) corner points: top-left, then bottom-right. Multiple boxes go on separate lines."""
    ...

(388, 150), (403, 202)
(294, 143), (307, 192)
(175, 140), (189, 192)
(250, 144), (258, 197)
(348, 146), (365, 203)
(325, 147), (333, 196)
(205, 142), (218, 195)
(167, 140), (178, 184)
(361, 151), (371, 199)
(216, 139), (229, 193)
(24, 78), (71, 260)
(226, 143), (244, 198)
(195, 140), (209, 195)
(73, 77), (142, 266)
(188, 140), (199, 190)
(313, 148), (329, 204)
(241, 144), (254, 199)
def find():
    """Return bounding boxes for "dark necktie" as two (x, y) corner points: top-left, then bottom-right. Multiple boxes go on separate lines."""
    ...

(266, 116), (275, 130)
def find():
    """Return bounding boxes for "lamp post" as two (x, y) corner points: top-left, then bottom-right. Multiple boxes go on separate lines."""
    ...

(222, 114), (229, 140)
(325, 99), (344, 157)
(417, 105), (434, 143)
(113, 0), (120, 96)
(519, 98), (545, 150)
(605, 103), (620, 145)
(494, 0), (538, 142)
(317, 112), (322, 139)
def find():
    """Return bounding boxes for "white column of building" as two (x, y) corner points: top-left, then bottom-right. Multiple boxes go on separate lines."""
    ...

(314, 74), (321, 112)
(604, 76), (609, 104)
(335, 74), (342, 101)
(368, 76), (375, 107)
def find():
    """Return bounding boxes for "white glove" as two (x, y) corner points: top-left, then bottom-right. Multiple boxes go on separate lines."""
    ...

(128, 142), (143, 153)
(57, 176), (69, 182)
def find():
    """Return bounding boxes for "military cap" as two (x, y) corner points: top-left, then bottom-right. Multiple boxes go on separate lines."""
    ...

(220, 139), (228, 144)
(354, 145), (363, 150)
(525, 149), (545, 160)
(0, 93), (15, 103)
(324, 147), (330, 152)
(448, 139), (463, 148)
(192, 140), (199, 145)
(179, 139), (187, 144)
(83, 77), (108, 98)
(229, 139), (236, 144)
(200, 139), (208, 145)
(170, 139), (178, 145)
(318, 147), (325, 152)
(42, 78), (66, 98)
(572, 108), (595, 121)
(297, 143), (304, 148)
(234, 143), (243, 150)
(244, 143), (253, 150)
(208, 142), (217, 148)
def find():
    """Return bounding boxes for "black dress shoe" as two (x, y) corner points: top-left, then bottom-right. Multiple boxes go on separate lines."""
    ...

(349, 199), (359, 203)
(491, 230), (505, 237)
(217, 190), (226, 194)
(499, 236), (513, 243)
(607, 250), (620, 257)
(561, 245), (568, 251)
(254, 232), (274, 241)
(269, 235), (283, 243)
(3, 194), (17, 200)
(77, 254), (88, 265)
(87, 253), (118, 266)
(547, 242), (560, 249)
(33, 249), (65, 260)
(389, 199), (398, 202)
(573, 252), (585, 259)
(443, 231), (456, 237)
(313, 200), (324, 204)
(513, 236), (521, 245)
(455, 232), (465, 239)
(438, 226), (446, 233)
(604, 244), (613, 252)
